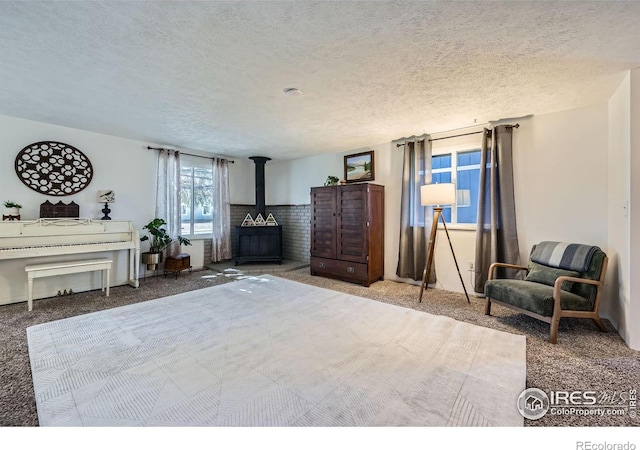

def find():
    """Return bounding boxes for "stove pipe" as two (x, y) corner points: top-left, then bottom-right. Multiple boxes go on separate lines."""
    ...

(249, 156), (271, 218)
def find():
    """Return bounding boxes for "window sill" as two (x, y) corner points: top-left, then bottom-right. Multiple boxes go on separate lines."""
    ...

(182, 234), (212, 240)
(437, 224), (476, 232)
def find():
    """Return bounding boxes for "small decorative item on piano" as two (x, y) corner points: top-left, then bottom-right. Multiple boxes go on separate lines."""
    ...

(98, 190), (115, 220)
(3, 200), (22, 221)
(40, 201), (79, 218)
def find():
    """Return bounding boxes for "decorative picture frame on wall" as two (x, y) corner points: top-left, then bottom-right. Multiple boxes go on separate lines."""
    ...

(14, 141), (93, 196)
(344, 150), (375, 183)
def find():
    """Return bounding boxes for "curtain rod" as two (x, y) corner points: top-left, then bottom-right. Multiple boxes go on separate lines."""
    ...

(147, 146), (235, 163)
(395, 123), (519, 147)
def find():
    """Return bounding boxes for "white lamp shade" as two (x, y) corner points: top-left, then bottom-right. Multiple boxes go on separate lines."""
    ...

(98, 190), (115, 203)
(421, 183), (455, 206)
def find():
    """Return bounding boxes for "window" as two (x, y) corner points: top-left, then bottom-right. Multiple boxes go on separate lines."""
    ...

(455, 150), (481, 224)
(431, 149), (481, 226)
(180, 157), (213, 236)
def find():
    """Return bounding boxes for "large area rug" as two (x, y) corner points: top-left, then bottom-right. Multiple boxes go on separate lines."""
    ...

(26, 275), (526, 426)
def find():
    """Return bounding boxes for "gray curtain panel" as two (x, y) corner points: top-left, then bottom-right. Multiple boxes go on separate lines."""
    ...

(211, 157), (232, 262)
(396, 138), (435, 282)
(474, 125), (521, 293)
(155, 149), (182, 257)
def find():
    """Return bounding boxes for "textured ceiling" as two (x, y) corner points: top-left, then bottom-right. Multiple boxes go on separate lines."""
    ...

(1, 1), (639, 160)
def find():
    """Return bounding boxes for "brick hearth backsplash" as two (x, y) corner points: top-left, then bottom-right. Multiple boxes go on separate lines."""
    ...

(230, 204), (310, 263)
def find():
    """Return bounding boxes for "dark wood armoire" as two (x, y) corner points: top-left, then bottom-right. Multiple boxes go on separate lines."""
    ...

(310, 183), (384, 287)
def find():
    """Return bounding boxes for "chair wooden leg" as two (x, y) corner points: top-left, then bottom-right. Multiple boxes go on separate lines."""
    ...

(418, 267), (428, 303)
(592, 317), (608, 332)
(485, 298), (492, 315)
(549, 318), (560, 344)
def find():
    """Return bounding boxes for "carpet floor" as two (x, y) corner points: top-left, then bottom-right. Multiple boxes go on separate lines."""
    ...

(1, 266), (639, 427)
(26, 275), (525, 426)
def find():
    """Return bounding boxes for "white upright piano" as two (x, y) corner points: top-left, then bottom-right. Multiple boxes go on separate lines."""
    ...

(0, 218), (140, 291)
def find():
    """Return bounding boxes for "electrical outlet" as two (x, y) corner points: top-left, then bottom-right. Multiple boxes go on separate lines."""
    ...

(468, 261), (474, 272)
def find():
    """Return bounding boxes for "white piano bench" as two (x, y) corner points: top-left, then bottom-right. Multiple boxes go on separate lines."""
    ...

(24, 258), (112, 311)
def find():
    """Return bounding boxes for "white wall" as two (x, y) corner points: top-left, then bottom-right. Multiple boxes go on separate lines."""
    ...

(0, 114), (157, 225)
(272, 153), (348, 205)
(604, 73), (631, 340)
(629, 68), (640, 349)
(0, 115), (164, 305)
(229, 157), (255, 205)
(512, 107), (609, 256)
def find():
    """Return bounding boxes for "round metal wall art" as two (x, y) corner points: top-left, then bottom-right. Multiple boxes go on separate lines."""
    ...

(14, 141), (94, 196)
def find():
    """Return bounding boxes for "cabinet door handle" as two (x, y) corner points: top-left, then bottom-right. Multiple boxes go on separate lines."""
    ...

(319, 262), (326, 269)
(347, 267), (355, 273)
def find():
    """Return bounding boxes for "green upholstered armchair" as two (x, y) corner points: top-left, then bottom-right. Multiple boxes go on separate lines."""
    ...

(484, 242), (608, 344)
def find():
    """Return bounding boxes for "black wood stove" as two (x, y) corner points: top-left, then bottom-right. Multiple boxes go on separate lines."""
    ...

(234, 156), (283, 265)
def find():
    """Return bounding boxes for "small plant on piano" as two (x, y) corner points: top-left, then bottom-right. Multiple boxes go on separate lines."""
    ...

(140, 218), (191, 270)
(3, 201), (22, 216)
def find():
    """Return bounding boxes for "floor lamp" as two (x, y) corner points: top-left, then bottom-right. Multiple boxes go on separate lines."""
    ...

(419, 183), (470, 303)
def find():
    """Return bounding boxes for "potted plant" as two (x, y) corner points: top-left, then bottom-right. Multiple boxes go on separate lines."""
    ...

(3, 201), (22, 216)
(324, 175), (339, 186)
(140, 218), (191, 270)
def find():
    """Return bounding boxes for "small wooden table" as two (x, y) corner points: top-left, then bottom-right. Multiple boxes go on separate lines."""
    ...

(163, 253), (192, 279)
(2, 214), (20, 221)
